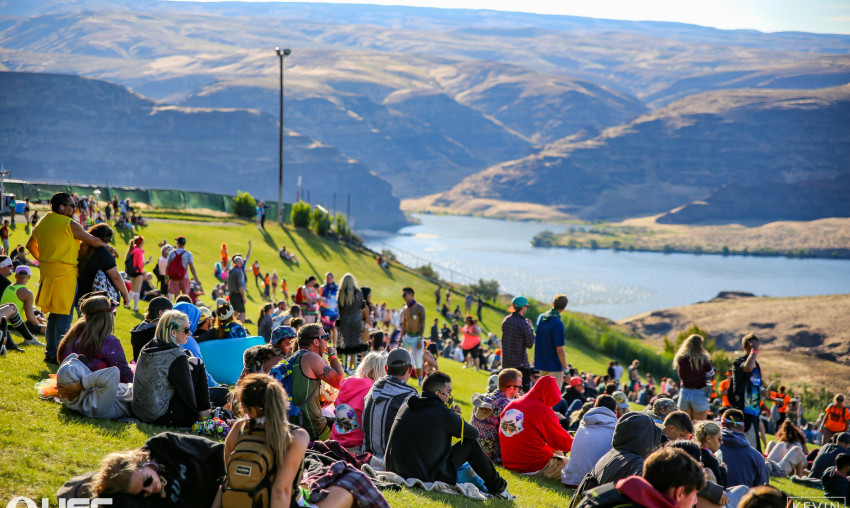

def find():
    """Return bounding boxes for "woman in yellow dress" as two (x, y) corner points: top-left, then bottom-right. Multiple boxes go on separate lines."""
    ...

(26, 192), (115, 364)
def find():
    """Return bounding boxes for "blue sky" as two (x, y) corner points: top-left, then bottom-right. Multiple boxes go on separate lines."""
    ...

(187, 0), (850, 34)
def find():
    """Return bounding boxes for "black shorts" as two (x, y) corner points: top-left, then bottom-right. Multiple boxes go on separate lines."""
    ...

(463, 344), (480, 358)
(230, 293), (246, 314)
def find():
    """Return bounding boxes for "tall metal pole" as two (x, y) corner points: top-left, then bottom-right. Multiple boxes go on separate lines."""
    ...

(275, 47), (291, 225)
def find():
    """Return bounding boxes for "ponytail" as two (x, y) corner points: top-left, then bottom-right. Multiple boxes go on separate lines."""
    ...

(235, 374), (292, 469)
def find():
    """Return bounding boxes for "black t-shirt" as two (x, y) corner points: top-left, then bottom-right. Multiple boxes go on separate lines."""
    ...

(0, 274), (10, 295)
(143, 432), (225, 507)
(77, 247), (118, 299)
(700, 447), (726, 487)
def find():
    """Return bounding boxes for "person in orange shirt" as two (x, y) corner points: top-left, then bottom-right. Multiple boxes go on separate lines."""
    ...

(718, 370), (732, 408)
(771, 386), (791, 425)
(220, 243), (228, 268)
(823, 394), (850, 444)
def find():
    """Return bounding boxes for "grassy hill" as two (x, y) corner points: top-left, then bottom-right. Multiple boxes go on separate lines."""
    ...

(0, 214), (827, 505)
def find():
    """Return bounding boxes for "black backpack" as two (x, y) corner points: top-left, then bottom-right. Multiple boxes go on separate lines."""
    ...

(575, 483), (638, 508)
(125, 254), (142, 277)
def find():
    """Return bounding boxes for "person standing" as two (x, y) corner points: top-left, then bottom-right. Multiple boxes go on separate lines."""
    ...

(476, 295), (484, 322)
(165, 235), (200, 300)
(226, 255), (248, 323)
(124, 235), (151, 312)
(434, 285), (441, 310)
(822, 394), (850, 444)
(26, 193), (113, 364)
(501, 296), (536, 391)
(675, 334), (714, 422)
(731, 333), (763, 452)
(534, 294), (568, 388)
(320, 271), (339, 329)
(399, 286), (426, 386)
(461, 315), (483, 370)
(0, 220), (9, 255)
(336, 273), (368, 370)
(259, 200), (266, 229)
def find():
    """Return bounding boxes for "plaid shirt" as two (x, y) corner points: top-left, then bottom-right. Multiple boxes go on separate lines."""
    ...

(306, 460), (389, 508)
(470, 390), (511, 462)
(501, 312), (535, 369)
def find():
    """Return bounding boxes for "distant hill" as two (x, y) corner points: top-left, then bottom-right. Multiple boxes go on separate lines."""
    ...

(431, 86), (850, 222)
(0, 71), (407, 230)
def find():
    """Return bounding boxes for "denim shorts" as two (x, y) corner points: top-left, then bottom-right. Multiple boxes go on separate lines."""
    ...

(678, 387), (710, 412)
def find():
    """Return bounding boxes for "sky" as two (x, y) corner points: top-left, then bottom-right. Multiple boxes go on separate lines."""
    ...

(188, 0), (850, 34)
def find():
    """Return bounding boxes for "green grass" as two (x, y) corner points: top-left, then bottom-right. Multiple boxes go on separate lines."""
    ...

(0, 216), (832, 506)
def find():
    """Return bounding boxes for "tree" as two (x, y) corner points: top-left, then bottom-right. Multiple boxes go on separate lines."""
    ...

(334, 212), (351, 237)
(290, 200), (311, 228)
(311, 206), (331, 236)
(415, 264), (439, 279)
(467, 279), (500, 301)
(233, 190), (257, 218)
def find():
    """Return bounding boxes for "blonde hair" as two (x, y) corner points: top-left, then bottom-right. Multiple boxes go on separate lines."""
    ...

(694, 420), (721, 445)
(57, 295), (114, 359)
(337, 273), (358, 308)
(235, 374), (292, 469)
(155, 310), (189, 345)
(674, 334), (709, 372)
(355, 352), (387, 382)
(91, 448), (151, 496)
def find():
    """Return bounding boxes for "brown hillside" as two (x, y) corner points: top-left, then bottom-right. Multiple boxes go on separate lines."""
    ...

(619, 293), (850, 394)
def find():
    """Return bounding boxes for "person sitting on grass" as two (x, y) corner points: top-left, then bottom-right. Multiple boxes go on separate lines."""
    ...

(576, 447), (705, 508)
(718, 408), (769, 488)
(764, 419), (809, 477)
(792, 431), (850, 488)
(238, 344), (285, 381)
(499, 374), (574, 479)
(214, 299), (247, 339)
(132, 310), (212, 427)
(330, 352), (387, 453)
(269, 325), (297, 357)
(693, 420), (727, 487)
(225, 374), (385, 508)
(561, 395), (618, 488)
(268, 323), (344, 440)
(385, 371), (516, 500)
(57, 293), (133, 383)
(736, 486), (787, 508)
(130, 298), (173, 361)
(570, 412), (666, 508)
(662, 411), (694, 442)
(822, 453), (850, 501)
(469, 367), (523, 463)
(362, 348), (418, 461)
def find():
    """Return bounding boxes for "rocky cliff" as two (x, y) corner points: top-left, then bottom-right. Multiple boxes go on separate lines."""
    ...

(0, 71), (407, 230)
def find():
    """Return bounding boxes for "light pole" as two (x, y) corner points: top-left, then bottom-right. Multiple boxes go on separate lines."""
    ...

(275, 47), (291, 225)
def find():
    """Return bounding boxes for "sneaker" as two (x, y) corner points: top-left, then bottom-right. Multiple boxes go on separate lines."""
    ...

(1, 343), (6, 356)
(494, 488), (516, 501)
(44, 355), (58, 365)
(4, 338), (24, 353)
(24, 338), (46, 347)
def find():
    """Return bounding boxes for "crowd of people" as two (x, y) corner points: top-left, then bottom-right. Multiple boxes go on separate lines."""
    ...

(3, 191), (850, 508)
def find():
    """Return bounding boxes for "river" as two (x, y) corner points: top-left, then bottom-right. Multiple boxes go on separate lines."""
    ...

(362, 214), (850, 321)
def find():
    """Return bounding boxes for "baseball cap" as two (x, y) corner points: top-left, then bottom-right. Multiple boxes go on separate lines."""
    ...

(569, 376), (583, 387)
(612, 391), (630, 410)
(836, 432), (850, 444)
(175, 235), (186, 245)
(509, 296), (528, 312)
(15, 265), (31, 276)
(387, 348), (412, 369)
(271, 326), (297, 346)
(651, 398), (677, 418)
(198, 307), (213, 321)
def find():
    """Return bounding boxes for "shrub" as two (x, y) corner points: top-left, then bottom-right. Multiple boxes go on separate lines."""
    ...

(290, 200), (311, 228)
(415, 263), (439, 279)
(233, 190), (257, 218)
(468, 279), (500, 301)
(334, 212), (351, 237)
(311, 206), (331, 236)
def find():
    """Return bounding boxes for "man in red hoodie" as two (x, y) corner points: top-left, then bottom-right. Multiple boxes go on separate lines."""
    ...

(499, 374), (574, 478)
(576, 447), (705, 508)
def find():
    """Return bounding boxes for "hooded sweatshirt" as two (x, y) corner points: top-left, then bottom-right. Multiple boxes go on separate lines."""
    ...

(719, 428), (769, 487)
(562, 406), (617, 486)
(362, 375), (418, 458)
(500, 375), (574, 473)
(822, 466), (850, 500)
(577, 476), (677, 508)
(385, 391), (476, 485)
(330, 376), (375, 449)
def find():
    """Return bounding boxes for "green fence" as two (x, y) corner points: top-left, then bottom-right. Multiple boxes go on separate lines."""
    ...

(4, 180), (291, 222)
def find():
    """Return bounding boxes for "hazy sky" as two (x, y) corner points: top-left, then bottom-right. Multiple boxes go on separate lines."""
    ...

(189, 0), (850, 34)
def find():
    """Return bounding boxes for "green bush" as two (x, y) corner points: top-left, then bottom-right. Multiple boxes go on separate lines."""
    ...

(334, 212), (351, 237)
(233, 190), (257, 218)
(311, 206), (331, 236)
(415, 263), (439, 280)
(290, 200), (311, 228)
(468, 279), (500, 301)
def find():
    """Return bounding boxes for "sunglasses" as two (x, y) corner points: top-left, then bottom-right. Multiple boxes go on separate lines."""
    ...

(312, 333), (330, 341)
(506, 385), (522, 389)
(142, 476), (154, 489)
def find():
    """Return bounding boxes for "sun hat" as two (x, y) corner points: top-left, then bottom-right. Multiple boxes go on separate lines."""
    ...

(612, 391), (630, 410)
(217, 300), (234, 320)
(509, 296), (528, 312)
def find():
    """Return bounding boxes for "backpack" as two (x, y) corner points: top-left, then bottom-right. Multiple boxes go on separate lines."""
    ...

(269, 351), (309, 423)
(574, 482), (637, 508)
(125, 253), (142, 278)
(293, 285), (305, 304)
(166, 250), (188, 280)
(221, 422), (276, 508)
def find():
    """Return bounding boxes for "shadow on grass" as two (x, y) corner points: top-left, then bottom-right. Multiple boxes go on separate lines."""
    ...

(56, 407), (168, 439)
(282, 226), (321, 278)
